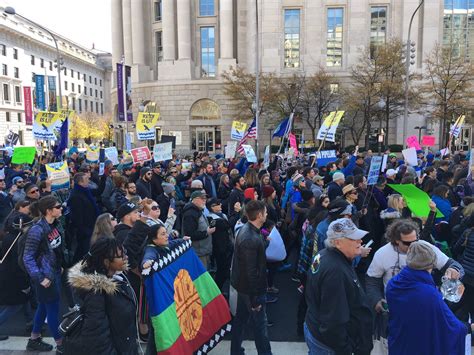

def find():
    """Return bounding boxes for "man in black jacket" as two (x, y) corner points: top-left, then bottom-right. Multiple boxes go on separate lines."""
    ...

(305, 218), (373, 355)
(150, 163), (164, 200)
(136, 167), (153, 199)
(113, 202), (140, 246)
(230, 200), (272, 355)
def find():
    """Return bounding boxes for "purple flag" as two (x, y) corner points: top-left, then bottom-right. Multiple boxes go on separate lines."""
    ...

(116, 63), (125, 121)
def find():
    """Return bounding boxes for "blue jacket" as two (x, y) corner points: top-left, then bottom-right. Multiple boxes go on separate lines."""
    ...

(431, 195), (452, 223)
(386, 267), (468, 355)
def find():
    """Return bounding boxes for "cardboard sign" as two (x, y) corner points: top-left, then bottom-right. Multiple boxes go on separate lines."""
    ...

(131, 146), (152, 164)
(289, 133), (298, 155)
(421, 135), (435, 147)
(406, 135), (421, 150)
(402, 147), (418, 167)
(104, 147), (120, 165)
(367, 156), (383, 185)
(225, 141), (237, 160)
(231, 121), (248, 141)
(11, 146), (36, 164)
(153, 143), (173, 162)
(45, 161), (70, 191)
(389, 184), (443, 218)
(242, 144), (257, 163)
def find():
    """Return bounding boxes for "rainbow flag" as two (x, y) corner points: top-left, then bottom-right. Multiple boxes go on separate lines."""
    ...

(143, 240), (231, 354)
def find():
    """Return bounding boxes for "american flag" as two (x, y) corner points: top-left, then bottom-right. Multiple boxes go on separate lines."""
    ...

(237, 118), (257, 155)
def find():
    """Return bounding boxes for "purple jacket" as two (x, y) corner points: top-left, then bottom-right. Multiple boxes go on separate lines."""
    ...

(23, 218), (62, 283)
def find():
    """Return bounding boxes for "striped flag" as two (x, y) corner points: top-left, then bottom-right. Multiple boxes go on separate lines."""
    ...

(237, 118), (257, 155)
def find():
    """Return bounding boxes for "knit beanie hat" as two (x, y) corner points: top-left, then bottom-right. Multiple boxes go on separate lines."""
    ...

(162, 182), (174, 195)
(406, 240), (437, 271)
(140, 167), (151, 178)
(332, 172), (345, 182)
(262, 185), (275, 199)
(244, 187), (256, 200)
(24, 183), (38, 194)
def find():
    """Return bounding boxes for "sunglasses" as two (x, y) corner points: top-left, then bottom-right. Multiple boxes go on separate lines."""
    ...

(110, 216), (116, 222)
(28, 189), (39, 194)
(400, 238), (419, 246)
(53, 205), (62, 210)
(350, 191), (358, 195)
(151, 205), (159, 211)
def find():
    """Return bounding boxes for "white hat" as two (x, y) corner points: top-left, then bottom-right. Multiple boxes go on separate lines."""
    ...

(386, 169), (397, 177)
(332, 172), (345, 182)
(327, 218), (368, 241)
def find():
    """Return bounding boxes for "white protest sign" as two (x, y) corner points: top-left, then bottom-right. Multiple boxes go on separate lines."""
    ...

(225, 141), (237, 160)
(316, 111), (344, 142)
(263, 146), (270, 169)
(153, 142), (173, 162)
(265, 227), (286, 262)
(242, 144), (257, 163)
(440, 148), (450, 157)
(381, 154), (388, 172)
(367, 156), (383, 185)
(104, 147), (119, 165)
(402, 147), (418, 167)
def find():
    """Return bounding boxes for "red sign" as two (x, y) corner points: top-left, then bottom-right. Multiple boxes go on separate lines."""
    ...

(130, 146), (152, 164)
(23, 87), (33, 125)
(421, 135), (436, 147)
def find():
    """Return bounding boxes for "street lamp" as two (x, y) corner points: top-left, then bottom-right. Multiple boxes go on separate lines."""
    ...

(4, 6), (63, 110)
(403, 0), (425, 143)
(414, 125), (427, 143)
(377, 98), (386, 155)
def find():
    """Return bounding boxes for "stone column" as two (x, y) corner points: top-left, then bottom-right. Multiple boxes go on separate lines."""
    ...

(177, 0), (191, 60)
(131, 0), (146, 65)
(111, 0), (124, 67)
(246, 0), (256, 73)
(220, 0), (233, 59)
(122, 0), (133, 65)
(162, 0), (176, 61)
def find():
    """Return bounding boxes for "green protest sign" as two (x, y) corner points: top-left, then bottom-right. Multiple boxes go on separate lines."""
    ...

(388, 184), (443, 218)
(11, 146), (36, 165)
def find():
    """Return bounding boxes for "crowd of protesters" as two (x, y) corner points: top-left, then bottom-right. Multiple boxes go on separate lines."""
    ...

(0, 145), (474, 354)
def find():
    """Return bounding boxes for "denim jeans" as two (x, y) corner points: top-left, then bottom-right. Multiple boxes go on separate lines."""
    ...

(304, 323), (335, 355)
(230, 293), (272, 355)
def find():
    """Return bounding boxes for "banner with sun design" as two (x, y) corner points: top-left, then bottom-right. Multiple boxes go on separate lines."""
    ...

(143, 240), (231, 355)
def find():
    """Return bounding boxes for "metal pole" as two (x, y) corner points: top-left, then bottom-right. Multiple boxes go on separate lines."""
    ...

(254, 0), (260, 158)
(403, 0), (424, 145)
(121, 55), (130, 150)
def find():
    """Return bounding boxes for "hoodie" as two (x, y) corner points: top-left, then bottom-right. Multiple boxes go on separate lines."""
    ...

(113, 223), (132, 246)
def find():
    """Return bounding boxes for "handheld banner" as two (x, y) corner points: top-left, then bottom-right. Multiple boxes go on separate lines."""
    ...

(316, 111), (344, 142)
(131, 146), (152, 164)
(402, 147), (418, 167)
(388, 184), (443, 218)
(11, 146), (36, 165)
(406, 135), (421, 150)
(421, 135), (435, 147)
(86, 146), (100, 163)
(381, 154), (388, 172)
(33, 111), (61, 140)
(225, 141), (237, 160)
(231, 121), (248, 141)
(104, 147), (120, 165)
(153, 143), (173, 162)
(289, 133), (298, 155)
(242, 144), (257, 163)
(367, 156), (383, 185)
(450, 115), (465, 138)
(136, 112), (160, 141)
(45, 161), (70, 191)
(314, 150), (337, 167)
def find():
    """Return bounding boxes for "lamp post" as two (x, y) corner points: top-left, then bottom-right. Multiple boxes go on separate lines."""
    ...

(403, 0), (425, 144)
(377, 98), (386, 155)
(414, 125), (427, 143)
(4, 6), (63, 111)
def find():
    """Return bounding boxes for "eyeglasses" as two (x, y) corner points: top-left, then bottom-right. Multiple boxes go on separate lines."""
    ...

(400, 238), (419, 246)
(151, 206), (159, 211)
(28, 189), (39, 194)
(53, 205), (62, 210)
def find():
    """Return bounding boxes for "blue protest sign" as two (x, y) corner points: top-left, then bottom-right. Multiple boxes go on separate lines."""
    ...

(314, 150), (337, 167)
(367, 156), (383, 185)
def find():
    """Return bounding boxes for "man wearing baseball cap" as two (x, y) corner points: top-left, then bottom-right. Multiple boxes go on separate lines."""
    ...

(305, 218), (373, 355)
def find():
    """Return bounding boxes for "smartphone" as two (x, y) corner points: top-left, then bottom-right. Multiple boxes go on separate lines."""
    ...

(364, 240), (374, 248)
(209, 219), (216, 228)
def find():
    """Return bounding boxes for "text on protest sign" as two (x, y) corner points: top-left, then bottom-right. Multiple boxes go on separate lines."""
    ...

(46, 161), (70, 191)
(131, 146), (152, 164)
(316, 111), (344, 142)
(367, 156), (383, 185)
(231, 121), (248, 141)
(314, 150), (337, 167)
(225, 141), (237, 160)
(136, 112), (160, 141)
(242, 144), (257, 163)
(153, 142), (173, 162)
(421, 135), (436, 147)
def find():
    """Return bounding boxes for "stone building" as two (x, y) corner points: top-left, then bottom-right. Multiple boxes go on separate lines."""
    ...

(111, 0), (472, 153)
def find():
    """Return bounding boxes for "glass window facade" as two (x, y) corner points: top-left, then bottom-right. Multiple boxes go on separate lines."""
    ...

(370, 6), (387, 58)
(155, 31), (163, 63)
(327, 8), (344, 67)
(199, 0), (214, 16)
(443, 0), (474, 59)
(200, 27), (216, 78)
(284, 9), (301, 68)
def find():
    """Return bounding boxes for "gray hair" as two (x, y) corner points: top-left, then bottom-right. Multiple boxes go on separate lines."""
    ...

(324, 238), (337, 249)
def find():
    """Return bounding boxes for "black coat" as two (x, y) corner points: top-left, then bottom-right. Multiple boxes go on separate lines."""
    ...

(217, 183), (232, 214)
(156, 193), (171, 222)
(68, 186), (99, 241)
(0, 191), (13, 226)
(113, 224), (132, 246)
(123, 220), (150, 270)
(150, 173), (164, 201)
(66, 263), (138, 355)
(227, 188), (245, 220)
(136, 178), (152, 199)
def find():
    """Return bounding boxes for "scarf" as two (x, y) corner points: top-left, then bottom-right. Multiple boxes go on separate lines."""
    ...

(74, 183), (101, 217)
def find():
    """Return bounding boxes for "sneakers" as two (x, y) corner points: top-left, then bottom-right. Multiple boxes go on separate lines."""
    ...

(277, 262), (292, 272)
(26, 337), (53, 352)
(265, 294), (279, 304)
(267, 286), (279, 294)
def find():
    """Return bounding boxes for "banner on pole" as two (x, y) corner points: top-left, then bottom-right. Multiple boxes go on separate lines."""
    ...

(131, 146), (152, 164)
(33, 111), (61, 140)
(450, 115), (465, 138)
(421, 135), (435, 147)
(136, 112), (160, 140)
(316, 111), (344, 142)
(116, 63), (125, 121)
(46, 161), (70, 191)
(367, 156), (383, 185)
(34, 74), (45, 110)
(125, 65), (133, 122)
(231, 121), (248, 141)
(314, 150), (337, 167)
(47, 76), (57, 112)
(23, 87), (33, 125)
(153, 143), (172, 162)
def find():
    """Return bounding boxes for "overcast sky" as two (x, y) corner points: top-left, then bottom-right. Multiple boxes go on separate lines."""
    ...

(0, 0), (112, 52)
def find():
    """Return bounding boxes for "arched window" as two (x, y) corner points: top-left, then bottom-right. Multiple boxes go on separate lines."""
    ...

(190, 99), (221, 120)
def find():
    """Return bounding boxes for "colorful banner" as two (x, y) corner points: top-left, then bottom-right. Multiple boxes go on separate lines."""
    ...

(131, 146), (152, 164)
(125, 65), (133, 122)
(23, 87), (33, 125)
(116, 63), (125, 121)
(316, 111), (344, 142)
(136, 112), (160, 140)
(86, 145), (100, 163)
(11, 146), (36, 164)
(45, 161), (70, 191)
(142, 240), (231, 355)
(367, 156), (383, 185)
(450, 115), (465, 138)
(153, 142), (173, 162)
(314, 150), (337, 167)
(33, 111), (61, 140)
(231, 121), (248, 141)
(388, 184), (443, 218)
(289, 133), (298, 156)
(406, 135), (421, 150)
(34, 74), (45, 110)
(421, 135), (436, 147)
(47, 76), (57, 112)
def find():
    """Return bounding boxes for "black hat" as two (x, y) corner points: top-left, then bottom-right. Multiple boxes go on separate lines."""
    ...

(327, 198), (350, 216)
(301, 189), (314, 202)
(140, 167), (152, 178)
(206, 197), (221, 210)
(116, 202), (139, 220)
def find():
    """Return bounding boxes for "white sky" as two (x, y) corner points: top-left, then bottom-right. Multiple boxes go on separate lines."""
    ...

(0, 0), (112, 52)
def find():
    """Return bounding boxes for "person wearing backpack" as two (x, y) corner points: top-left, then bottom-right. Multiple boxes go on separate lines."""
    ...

(23, 195), (64, 353)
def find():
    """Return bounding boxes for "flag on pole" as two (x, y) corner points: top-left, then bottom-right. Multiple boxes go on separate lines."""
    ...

(237, 118), (257, 155)
(272, 117), (290, 138)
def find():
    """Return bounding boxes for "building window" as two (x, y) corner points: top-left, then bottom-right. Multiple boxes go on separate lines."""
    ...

(64, 81), (68, 90)
(13, 48), (18, 59)
(443, 0), (474, 59)
(83, 73), (86, 81)
(2, 84), (9, 102)
(78, 98), (82, 112)
(84, 86), (87, 96)
(77, 71), (80, 79)
(190, 99), (221, 120)
(90, 88), (92, 96)
(15, 86), (21, 103)
(155, 31), (163, 63)
(0, 44), (5, 56)
(71, 83), (75, 92)
(78, 85), (81, 94)
(284, 9), (301, 68)
(89, 75), (92, 83)
(2, 64), (7, 76)
(199, 0), (214, 16)
(17, 112), (21, 122)
(370, 6), (387, 58)
(70, 69), (74, 77)
(5, 112), (10, 122)
(49, 61), (52, 71)
(72, 97), (76, 110)
(85, 99), (88, 112)
(100, 91), (103, 99)
(40, 58), (44, 68)
(31, 55), (35, 65)
(154, 0), (162, 21)
(14, 67), (19, 78)
(100, 79), (102, 86)
(200, 27), (216, 77)
(95, 89), (98, 98)
(94, 77), (97, 85)
(96, 102), (99, 113)
(327, 8), (344, 67)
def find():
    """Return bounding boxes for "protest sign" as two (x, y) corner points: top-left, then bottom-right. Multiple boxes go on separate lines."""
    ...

(45, 161), (70, 191)
(104, 147), (119, 165)
(99, 162), (105, 176)
(381, 154), (388, 172)
(33, 111), (61, 140)
(402, 147), (418, 166)
(11, 146), (36, 164)
(450, 115), (465, 138)
(181, 162), (192, 171)
(136, 112), (160, 140)
(367, 156), (383, 185)
(440, 148), (450, 157)
(225, 141), (237, 159)
(406, 136), (421, 150)
(153, 142), (172, 162)
(314, 150), (337, 167)
(263, 146), (270, 169)
(316, 111), (344, 142)
(388, 184), (443, 218)
(265, 227), (286, 262)
(421, 135), (435, 147)
(231, 121), (248, 141)
(289, 133), (298, 155)
(86, 146), (100, 162)
(242, 144), (257, 163)
(131, 146), (152, 164)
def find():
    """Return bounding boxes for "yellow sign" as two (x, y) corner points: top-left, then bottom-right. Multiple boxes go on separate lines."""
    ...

(231, 121), (248, 140)
(86, 145), (100, 162)
(136, 112), (160, 141)
(450, 114), (465, 138)
(316, 111), (345, 142)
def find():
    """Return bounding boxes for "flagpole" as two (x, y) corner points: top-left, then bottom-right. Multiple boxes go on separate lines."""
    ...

(254, 0), (260, 158)
(311, 111), (338, 168)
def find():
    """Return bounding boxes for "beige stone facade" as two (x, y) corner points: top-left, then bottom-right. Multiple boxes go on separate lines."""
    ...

(111, 0), (450, 153)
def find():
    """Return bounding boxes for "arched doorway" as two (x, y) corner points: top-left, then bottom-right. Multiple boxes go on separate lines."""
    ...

(189, 99), (222, 153)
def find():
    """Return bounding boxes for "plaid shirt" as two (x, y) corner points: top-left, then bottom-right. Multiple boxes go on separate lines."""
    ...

(297, 221), (318, 276)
